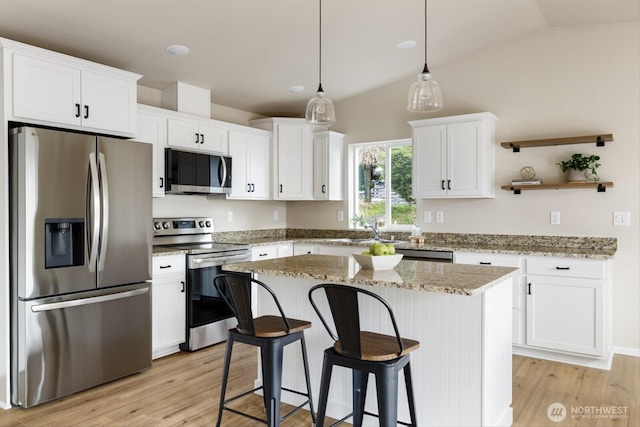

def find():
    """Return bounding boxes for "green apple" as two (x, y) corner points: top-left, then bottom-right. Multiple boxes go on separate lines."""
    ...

(372, 243), (388, 256)
(369, 243), (377, 253)
(361, 251), (371, 255)
(386, 244), (396, 255)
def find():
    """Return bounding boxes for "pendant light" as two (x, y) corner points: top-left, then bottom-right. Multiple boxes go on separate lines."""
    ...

(407, 0), (443, 112)
(305, 0), (336, 125)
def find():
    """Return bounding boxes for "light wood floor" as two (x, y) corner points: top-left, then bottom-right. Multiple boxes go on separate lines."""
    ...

(0, 342), (637, 427)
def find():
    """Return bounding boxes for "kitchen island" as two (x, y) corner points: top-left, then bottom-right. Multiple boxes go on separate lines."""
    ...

(224, 254), (518, 427)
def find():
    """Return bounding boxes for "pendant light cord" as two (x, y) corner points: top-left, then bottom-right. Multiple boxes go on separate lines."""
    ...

(318, 0), (324, 92)
(423, 0), (429, 73)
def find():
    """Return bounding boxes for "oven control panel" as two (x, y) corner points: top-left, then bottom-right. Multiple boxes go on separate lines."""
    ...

(153, 217), (214, 236)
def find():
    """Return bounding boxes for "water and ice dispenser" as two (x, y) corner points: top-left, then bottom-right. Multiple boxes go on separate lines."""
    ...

(44, 218), (84, 269)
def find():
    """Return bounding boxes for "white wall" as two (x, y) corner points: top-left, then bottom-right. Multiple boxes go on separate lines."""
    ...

(288, 23), (640, 351)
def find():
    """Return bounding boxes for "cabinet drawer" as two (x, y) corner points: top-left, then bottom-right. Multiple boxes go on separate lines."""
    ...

(251, 246), (278, 261)
(526, 257), (604, 279)
(152, 255), (186, 277)
(454, 252), (521, 267)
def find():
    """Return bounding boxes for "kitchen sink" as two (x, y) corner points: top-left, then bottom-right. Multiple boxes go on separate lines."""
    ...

(327, 238), (409, 245)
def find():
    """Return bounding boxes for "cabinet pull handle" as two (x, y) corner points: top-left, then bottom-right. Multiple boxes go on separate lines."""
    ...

(159, 177), (164, 188)
(556, 266), (570, 270)
(259, 253), (268, 257)
(200, 133), (204, 144)
(247, 183), (252, 192)
(441, 180), (445, 190)
(84, 105), (89, 119)
(322, 184), (326, 193)
(280, 184), (283, 193)
(528, 283), (532, 295)
(447, 180), (451, 190)
(195, 133), (199, 144)
(480, 261), (491, 265)
(181, 281), (185, 293)
(251, 183), (255, 192)
(75, 103), (81, 118)
(159, 265), (172, 269)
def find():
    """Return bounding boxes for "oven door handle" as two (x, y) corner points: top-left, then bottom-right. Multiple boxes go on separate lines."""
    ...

(190, 253), (250, 268)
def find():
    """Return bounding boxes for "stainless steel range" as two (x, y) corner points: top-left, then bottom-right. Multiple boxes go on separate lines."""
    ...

(153, 217), (251, 351)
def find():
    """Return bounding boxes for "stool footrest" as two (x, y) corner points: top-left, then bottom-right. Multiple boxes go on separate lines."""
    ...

(221, 386), (313, 426)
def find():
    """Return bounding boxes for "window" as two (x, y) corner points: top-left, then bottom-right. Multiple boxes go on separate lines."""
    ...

(349, 139), (415, 230)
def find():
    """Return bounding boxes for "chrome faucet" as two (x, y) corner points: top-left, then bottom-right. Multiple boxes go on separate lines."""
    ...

(364, 217), (381, 240)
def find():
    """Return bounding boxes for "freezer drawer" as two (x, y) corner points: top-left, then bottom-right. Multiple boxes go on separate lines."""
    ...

(12, 283), (151, 408)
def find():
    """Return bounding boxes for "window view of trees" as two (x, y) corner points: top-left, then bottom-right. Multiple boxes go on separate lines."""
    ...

(355, 141), (416, 227)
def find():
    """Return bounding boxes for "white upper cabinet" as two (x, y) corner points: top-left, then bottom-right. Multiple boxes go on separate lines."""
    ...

(227, 129), (270, 200)
(410, 112), (497, 198)
(250, 117), (321, 200)
(134, 105), (167, 198)
(167, 117), (228, 154)
(4, 38), (140, 137)
(313, 130), (344, 200)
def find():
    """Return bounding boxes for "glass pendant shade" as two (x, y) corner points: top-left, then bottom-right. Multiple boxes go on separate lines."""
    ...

(407, 65), (443, 112)
(305, 85), (335, 125)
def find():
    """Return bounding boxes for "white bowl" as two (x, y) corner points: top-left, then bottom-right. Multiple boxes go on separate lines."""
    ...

(352, 253), (403, 270)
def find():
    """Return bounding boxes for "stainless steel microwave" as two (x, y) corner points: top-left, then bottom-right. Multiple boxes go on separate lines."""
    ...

(165, 148), (232, 195)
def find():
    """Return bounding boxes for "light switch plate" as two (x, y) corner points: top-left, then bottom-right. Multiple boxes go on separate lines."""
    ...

(273, 210), (279, 221)
(227, 211), (233, 222)
(424, 211), (432, 223)
(613, 211), (631, 226)
(436, 211), (444, 223)
(337, 211), (344, 221)
(550, 211), (560, 225)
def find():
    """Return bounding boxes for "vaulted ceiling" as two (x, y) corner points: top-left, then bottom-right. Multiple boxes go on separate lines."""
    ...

(0, 0), (637, 117)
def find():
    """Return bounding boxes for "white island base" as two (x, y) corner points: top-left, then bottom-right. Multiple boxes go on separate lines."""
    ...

(253, 274), (513, 427)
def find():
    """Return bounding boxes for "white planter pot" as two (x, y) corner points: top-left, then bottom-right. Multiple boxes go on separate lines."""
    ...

(567, 169), (587, 182)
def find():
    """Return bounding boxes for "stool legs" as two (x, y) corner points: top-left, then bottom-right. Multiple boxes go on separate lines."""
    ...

(352, 369), (369, 427)
(404, 362), (418, 426)
(300, 336), (317, 425)
(375, 365), (399, 427)
(316, 351), (334, 427)
(261, 340), (284, 427)
(216, 335), (235, 427)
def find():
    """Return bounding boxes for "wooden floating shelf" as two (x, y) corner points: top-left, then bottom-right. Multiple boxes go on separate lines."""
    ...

(501, 134), (613, 152)
(501, 182), (614, 194)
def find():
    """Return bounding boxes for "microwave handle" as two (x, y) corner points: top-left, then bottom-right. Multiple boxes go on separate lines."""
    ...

(220, 156), (228, 186)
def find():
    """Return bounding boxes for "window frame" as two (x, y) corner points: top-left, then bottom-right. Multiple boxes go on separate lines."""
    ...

(348, 138), (414, 231)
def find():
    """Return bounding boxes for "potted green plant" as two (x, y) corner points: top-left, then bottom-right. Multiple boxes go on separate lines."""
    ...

(557, 153), (601, 182)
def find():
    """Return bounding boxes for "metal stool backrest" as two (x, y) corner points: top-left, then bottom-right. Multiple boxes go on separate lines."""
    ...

(308, 284), (405, 359)
(213, 273), (292, 336)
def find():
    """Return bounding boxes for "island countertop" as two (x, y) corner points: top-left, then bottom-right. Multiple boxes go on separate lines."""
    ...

(223, 254), (518, 296)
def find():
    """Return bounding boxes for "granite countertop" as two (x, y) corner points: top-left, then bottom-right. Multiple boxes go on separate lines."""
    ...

(223, 254), (518, 296)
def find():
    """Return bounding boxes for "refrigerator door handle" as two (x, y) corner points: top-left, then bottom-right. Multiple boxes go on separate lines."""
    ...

(30, 287), (149, 312)
(87, 153), (100, 272)
(97, 152), (109, 271)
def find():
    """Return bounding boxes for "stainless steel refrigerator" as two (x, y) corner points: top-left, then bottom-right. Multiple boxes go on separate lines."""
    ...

(9, 126), (153, 408)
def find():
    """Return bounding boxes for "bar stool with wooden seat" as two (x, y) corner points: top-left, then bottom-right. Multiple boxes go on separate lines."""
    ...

(213, 273), (316, 427)
(308, 283), (420, 427)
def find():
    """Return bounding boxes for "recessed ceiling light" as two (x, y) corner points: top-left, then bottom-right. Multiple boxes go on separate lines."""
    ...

(288, 85), (305, 93)
(397, 40), (416, 50)
(166, 45), (190, 56)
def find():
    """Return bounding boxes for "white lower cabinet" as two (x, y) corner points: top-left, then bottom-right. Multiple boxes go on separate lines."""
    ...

(251, 244), (293, 261)
(456, 252), (611, 365)
(525, 256), (608, 358)
(152, 255), (186, 359)
(293, 244), (318, 256)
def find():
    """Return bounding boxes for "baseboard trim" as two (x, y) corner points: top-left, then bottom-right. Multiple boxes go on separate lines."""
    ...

(613, 346), (640, 357)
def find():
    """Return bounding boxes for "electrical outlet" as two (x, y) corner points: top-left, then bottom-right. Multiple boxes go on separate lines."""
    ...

(424, 211), (432, 223)
(337, 211), (344, 221)
(273, 210), (279, 221)
(436, 211), (444, 223)
(227, 211), (233, 222)
(550, 211), (560, 225)
(613, 211), (631, 226)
